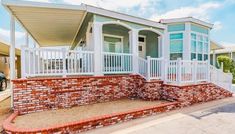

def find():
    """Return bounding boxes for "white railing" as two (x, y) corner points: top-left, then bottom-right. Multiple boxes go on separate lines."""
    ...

(165, 59), (209, 84)
(21, 47), (94, 77)
(103, 52), (133, 74)
(149, 57), (164, 80)
(138, 57), (148, 79)
(210, 65), (233, 91)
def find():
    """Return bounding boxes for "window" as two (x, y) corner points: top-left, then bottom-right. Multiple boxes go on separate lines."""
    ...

(170, 33), (183, 60)
(138, 37), (145, 42)
(190, 33), (209, 61)
(138, 46), (143, 51)
(104, 35), (123, 53)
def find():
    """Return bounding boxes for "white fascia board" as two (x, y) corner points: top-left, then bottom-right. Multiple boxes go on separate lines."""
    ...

(2, 0), (166, 30)
(160, 17), (213, 29)
(86, 5), (166, 29)
(1, 0), (87, 11)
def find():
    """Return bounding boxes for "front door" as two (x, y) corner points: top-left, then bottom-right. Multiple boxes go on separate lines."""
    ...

(138, 36), (146, 58)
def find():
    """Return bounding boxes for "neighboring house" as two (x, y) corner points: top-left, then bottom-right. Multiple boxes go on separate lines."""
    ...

(211, 45), (235, 67)
(0, 41), (21, 79)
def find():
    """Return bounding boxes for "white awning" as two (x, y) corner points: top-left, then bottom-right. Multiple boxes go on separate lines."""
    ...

(3, 0), (87, 47)
(2, 0), (166, 47)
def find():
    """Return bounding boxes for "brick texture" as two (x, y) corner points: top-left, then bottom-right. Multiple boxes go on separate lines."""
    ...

(4, 75), (233, 133)
(12, 75), (162, 115)
(161, 83), (233, 106)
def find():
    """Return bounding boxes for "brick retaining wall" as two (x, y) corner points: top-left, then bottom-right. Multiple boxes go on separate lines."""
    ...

(12, 75), (162, 115)
(161, 83), (233, 106)
(12, 75), (233, 115)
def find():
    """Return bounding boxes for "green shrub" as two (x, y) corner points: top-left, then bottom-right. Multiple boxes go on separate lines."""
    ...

(217, 55), (232, 73)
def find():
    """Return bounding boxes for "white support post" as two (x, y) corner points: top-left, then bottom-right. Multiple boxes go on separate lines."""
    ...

(212, 50), (216, 66)
(193, 59), (197, 83)
(163, 30), (169, 60)
(10, 15), (16, 108)
(93, 22), (103, 76)
(21, 45), (26, 78)
(183, 22), (191, 60)
(206, 60), (210, 82)
(177, 58), (182, 85)
(221, 62), (224, 71)
(62, 48), (67, 77)
(164, 59), (168, 83)
(129, 30), (139, 74)
(147, 56), (151, 82)
(158, 36), (161, 57)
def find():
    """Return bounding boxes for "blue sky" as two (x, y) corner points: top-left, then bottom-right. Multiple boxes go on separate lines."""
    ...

(0, 0), (235, 48)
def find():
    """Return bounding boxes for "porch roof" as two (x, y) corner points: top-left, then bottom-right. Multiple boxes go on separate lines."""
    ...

(2, 0), (166, 47)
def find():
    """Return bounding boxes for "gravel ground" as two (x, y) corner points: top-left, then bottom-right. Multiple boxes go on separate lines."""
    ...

(12, 99), (166, 129)
(0, 97), (12, 132)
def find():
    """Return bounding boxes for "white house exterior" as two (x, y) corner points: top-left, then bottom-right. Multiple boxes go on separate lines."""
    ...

(1, 0), (232, 91)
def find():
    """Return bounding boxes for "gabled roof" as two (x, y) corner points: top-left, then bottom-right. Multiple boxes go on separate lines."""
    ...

(2, 0), (166, 47)
(160, 17), (213, 29)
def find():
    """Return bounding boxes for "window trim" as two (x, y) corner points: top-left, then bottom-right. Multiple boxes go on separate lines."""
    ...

(190, 31), (209, 61)
(103, 34), (124, 53)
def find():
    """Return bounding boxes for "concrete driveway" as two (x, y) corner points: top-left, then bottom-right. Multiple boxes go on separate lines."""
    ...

(84, 97), (235, 134)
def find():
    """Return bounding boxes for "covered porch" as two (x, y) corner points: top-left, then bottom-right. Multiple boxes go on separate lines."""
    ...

(3, 0), (165, 80)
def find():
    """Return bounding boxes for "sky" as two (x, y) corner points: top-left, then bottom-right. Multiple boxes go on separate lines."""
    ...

(0, 0), (235, 48)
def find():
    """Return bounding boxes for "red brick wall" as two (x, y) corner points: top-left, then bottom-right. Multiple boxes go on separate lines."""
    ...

(12, 75), (233, 115)
(12, 75), (162, 115)
(162, 83), (233, 106)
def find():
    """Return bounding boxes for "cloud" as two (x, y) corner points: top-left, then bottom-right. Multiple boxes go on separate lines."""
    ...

(0, 28), (25, 46)
(213, 21), (223, 31)
(220, 42), (235, 47)
(63, 0), (151, 11)
(25, 0), (50, 2)
(150, 2), (221, 22)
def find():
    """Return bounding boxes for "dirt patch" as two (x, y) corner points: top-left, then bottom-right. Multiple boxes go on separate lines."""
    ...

(0, 97), (12, 132)
(12, 99), (167, 129)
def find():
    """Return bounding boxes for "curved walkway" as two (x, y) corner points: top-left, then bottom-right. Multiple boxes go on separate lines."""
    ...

(85, 96), (235, 134)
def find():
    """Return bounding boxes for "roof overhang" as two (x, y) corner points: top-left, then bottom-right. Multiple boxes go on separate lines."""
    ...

(210, 40), (224, 51)
(0, 41), (21, 56)
(160, 17), (213, 29)
(2, 0), (87, 47)
(2, 0), (166, 47)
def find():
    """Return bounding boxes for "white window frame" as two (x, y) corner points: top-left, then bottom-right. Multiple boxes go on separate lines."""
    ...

(103, 34), (124, 53)
(191, 31), (209, 61)
(169, 32), (184, 60)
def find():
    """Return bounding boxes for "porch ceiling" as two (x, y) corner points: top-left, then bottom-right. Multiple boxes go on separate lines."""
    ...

(5, 4), (86, 47)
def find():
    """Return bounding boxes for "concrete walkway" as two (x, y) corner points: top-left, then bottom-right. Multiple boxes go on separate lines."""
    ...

(84, 97), (235, 134)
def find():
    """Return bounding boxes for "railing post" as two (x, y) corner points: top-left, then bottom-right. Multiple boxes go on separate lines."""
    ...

(62, 48), (67, 77)
(221, 62), (224, 71)
(164, 59), (168, 83)
(21, 45), (27, 78)
(193, 59), (197, 84)
(177, 58), (182, 85)
(147, 56), (151, 82)
(206, 60), (210, 82)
